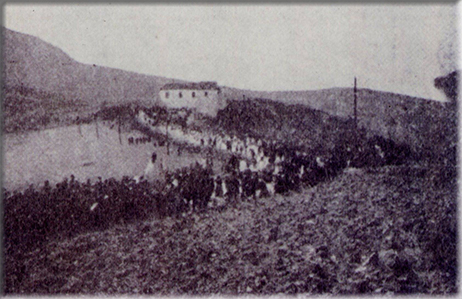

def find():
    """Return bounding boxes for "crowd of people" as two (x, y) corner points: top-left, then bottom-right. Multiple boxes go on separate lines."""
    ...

(136, 108), (412, 211)
(4, 175), (158, 257)
(4, 106), (412, 264)
(128, 136), (152, 145)
(135, 122), (411, 215)
(2, 143), (326, 261)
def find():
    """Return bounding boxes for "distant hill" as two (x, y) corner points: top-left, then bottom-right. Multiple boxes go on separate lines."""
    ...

(2, 27), (457, 161)
(222, 83), (456, 157)
(3, 27), (186, 109)
(223, 86), (440, 118)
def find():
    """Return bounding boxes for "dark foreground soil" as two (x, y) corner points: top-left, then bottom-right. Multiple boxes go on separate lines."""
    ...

(5, 164), (457, 295)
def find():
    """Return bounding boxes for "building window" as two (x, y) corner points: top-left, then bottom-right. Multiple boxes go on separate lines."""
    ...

(179, 92), (183, 98)
(192, 91), (196, 98)
(165, 92), (169, 98)
(205, 91), (208, 96)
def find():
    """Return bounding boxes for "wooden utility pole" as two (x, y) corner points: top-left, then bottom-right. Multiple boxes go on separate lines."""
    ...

(354, 77), (358, 128)
(166, 115), (170, 156)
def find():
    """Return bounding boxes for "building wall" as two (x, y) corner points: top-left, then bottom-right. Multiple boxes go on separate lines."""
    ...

(159, 89), (224, 116)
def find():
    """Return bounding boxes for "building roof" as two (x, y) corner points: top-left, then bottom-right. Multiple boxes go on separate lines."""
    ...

(160, 81), (219, 91)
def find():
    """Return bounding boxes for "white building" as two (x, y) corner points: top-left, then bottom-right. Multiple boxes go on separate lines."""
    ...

(159, 81), (225, 116)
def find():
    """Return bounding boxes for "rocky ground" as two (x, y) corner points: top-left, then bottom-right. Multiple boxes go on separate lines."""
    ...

(6, 163), (457, 295)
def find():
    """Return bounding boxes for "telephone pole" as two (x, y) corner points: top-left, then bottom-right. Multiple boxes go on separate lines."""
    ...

(354, 77), (358, 129)
(166, 115), (170, 156)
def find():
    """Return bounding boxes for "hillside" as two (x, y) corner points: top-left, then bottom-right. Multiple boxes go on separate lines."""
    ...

(222, 85), (456, 157)
(3, 27), (457, 161)
(2, 27), (185, 112)
(3, 28), (457, 296)
(222, 86), (443, 119)
(5, 165), (456, 294)
(211, 98), (356, 153)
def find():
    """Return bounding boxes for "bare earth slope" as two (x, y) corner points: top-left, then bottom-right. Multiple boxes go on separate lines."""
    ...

(8, 164), (456, 295)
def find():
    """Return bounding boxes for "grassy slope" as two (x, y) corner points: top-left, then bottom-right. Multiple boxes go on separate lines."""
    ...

(2, 85), (92, 133)
(222, 87), (456, 155)
(212, 98), (354, 153)
(7, 164), (456, 295)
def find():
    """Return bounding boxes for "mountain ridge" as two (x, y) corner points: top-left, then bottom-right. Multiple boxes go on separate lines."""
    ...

(2, 27), (187, 108)
(2, 27), (456, 158)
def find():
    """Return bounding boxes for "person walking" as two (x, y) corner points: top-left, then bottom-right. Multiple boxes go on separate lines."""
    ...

(143, 151), (157, 180)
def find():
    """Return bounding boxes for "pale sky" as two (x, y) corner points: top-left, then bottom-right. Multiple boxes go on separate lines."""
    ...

(4, 4), (459, 101)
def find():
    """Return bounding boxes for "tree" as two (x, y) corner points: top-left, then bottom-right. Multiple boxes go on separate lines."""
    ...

(434, 71), (459, 102)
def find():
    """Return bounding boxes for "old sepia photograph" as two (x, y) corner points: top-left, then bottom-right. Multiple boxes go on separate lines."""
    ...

(2, 3), (458, 295)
